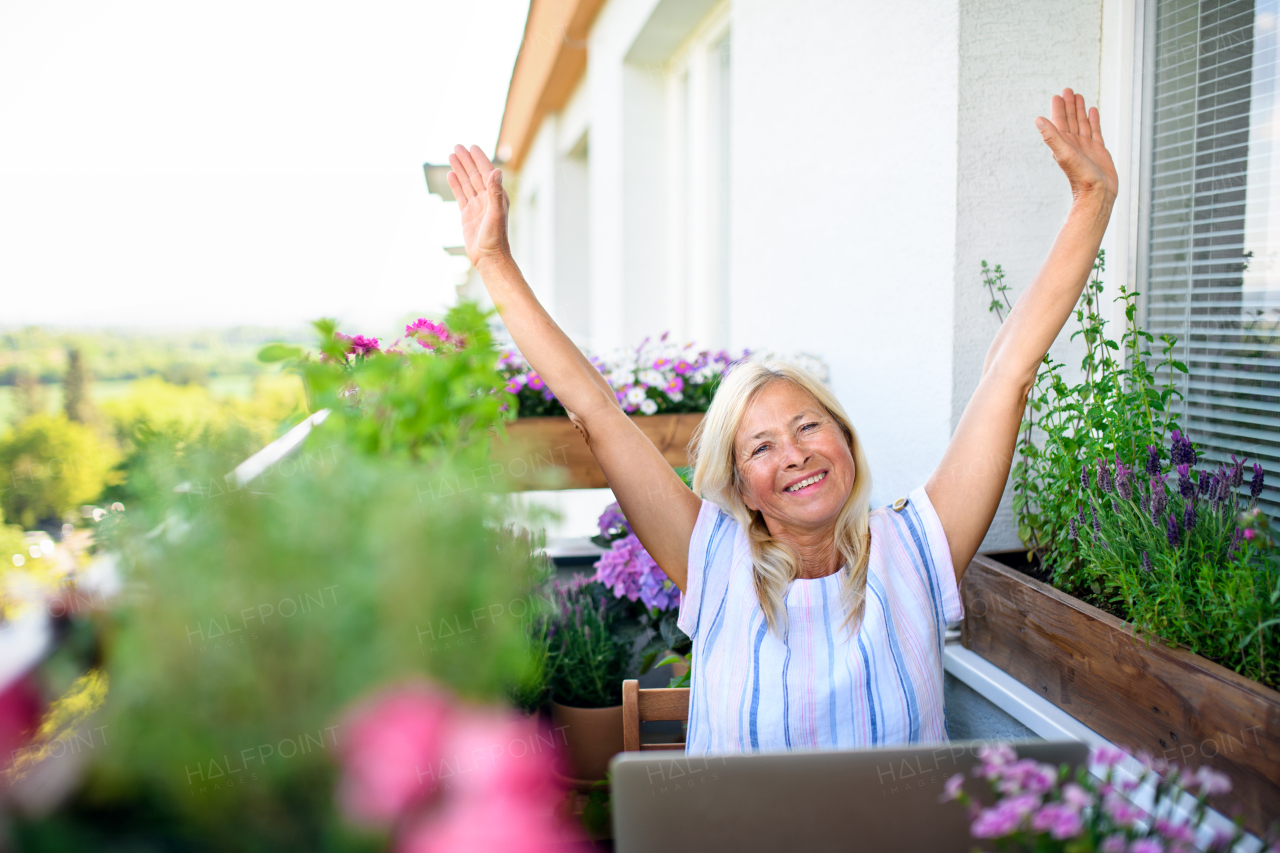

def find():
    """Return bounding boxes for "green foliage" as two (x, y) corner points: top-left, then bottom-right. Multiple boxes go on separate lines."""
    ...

(1075, 481), (1279, 689)
(266, 303), (513, 466)
(0, 413), (117, 527)
(63, 347), (93, 424)
(89, 449), (545, 849)
(531, 578), (643, 709)
(986, 253), (1278, 689)
(1003, 252), (1185, 583)
(100, 376), (306, 505)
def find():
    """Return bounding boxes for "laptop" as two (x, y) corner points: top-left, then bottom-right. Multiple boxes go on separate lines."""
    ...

(610, 739), (1088, 853)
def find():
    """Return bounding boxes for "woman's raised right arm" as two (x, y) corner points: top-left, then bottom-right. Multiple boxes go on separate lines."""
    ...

(448, 145), (701, 591)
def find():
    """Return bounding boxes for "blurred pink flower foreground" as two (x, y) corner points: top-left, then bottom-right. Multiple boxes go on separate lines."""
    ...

(336, 682), (582, 853)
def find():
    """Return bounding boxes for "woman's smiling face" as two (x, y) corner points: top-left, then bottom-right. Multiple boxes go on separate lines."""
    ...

(733, 379), (855, 535)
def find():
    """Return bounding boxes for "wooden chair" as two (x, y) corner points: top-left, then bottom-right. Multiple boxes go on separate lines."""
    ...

(621, 679), (690, 752)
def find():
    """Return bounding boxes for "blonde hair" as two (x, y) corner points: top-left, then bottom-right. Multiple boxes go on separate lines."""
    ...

(690, 361), (873, 638)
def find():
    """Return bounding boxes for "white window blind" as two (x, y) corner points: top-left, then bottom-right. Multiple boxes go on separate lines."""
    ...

(1146, 0), (1280, 519)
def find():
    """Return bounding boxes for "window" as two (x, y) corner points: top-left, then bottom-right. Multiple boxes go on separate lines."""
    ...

(1143, 0), (1280, 517)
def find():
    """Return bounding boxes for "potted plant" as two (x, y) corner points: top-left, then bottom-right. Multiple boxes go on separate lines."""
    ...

(491, 336), (829, 490)
(965, 255), (1280, 832)
(530, 576), (642, 787)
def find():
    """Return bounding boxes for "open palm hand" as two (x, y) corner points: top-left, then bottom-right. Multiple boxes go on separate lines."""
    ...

(1037, 88), (1118, 202)
(447, 144), (510, 268)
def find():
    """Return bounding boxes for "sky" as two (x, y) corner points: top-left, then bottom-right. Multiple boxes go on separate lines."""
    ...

(0, 0), (530, 335)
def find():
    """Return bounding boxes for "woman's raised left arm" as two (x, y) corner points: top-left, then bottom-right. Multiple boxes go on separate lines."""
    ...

(926, 87), (1118, 581)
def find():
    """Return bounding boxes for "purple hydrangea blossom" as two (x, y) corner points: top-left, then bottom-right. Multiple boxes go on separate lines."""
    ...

(593, 532), (680, 611)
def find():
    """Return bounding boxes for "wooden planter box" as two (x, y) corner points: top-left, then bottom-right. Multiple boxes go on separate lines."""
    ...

(490, 413), (703, 491)
(960, 554), (1280, 833)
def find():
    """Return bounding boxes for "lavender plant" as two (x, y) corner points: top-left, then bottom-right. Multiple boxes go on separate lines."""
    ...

(997, 251), (1188, 585)
(529, 576), (644, 709)
(1078, 446), (1278, 687)
(984, 255), (1280, 688)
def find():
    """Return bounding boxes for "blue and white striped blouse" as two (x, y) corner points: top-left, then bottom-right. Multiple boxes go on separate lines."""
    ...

(677, 485), (962, 754)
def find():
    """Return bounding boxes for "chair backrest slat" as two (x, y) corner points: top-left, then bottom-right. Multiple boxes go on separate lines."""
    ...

(622, 679), (690, 753)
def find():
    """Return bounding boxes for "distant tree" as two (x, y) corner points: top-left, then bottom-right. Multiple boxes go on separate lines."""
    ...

(63, 347), (94, 423)
(13, 368), (47, 420)
(0, 414), (117, 528)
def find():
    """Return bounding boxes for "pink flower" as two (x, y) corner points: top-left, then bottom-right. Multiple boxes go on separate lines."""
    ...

(527, 374), (545, 392)
(1102, 793), (1147, 828)
(971, 794), (1038, 838)
(940, 772), (965, 802)
(1030, 803), (1083, 839)
(1061, 782), (1093, 811)
(336, 683), (454, 825)
(1130, 839), (1165, 853)
(673, 359), (693, 375)
(1154, 818), (1196, 844)
(1100, 834), (1128, 853)
(397, 793), (581, 853)
(1243, 528), (1256, 540)
(336, 333), (383, 357)
(1092, 744), (1128, 769)
(1191, 766), (1231, 797)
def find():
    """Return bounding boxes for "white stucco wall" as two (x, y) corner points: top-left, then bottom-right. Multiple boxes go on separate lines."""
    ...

(502, 0), (1131, 544)
(731, 0), (961, 509)
(953, 0), (1104, 550)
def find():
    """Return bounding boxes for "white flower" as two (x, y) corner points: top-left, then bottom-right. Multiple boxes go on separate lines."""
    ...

(639, 369), (664, 388)
(666, 391), (683, 403)
(625, 386), (648, 406)
(639, 398), (658, 415)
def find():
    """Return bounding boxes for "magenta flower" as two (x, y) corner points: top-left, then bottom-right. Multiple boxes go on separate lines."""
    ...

(1100, 834), (1128, 853)
(1102, 792), (1146, 827)
(1061, 782), (1093, 810)
(940, 772), (965, 802)
(1030, 803), (1083, 839)
(1092, 744), (1127, 769)
(335, 682), (454, 825)
(526, 374), (545, 391)
(1192, 765), (1231, 797)
(1130, 839), (1165, 853)
(336, 333), (383, 357)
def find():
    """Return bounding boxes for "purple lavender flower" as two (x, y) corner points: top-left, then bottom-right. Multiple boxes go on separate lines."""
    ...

(1197, 471), (1211, 497)
(1115, 458), (1134, 501)
(1251, 462), (1265, 501)
(1150, 476), (1169, 522)
(1068, 517), (1078, 541)
(1230, 455), (1245, 489)
(1166, 512), (1181, 547)
(1141, 551), (1153, 574)
(1183, 500), (1196, 533)
(1228, 527), (1244, 555)
(1141, 493), (1151, 515)
(1177, 464), (1194, 500)
(1096, 458), (1114, 494)
(1081, 467), (1091, 491)
(1091, 507), (1101, 537)
(1209, 475), (1223, 506)
(1146, 445), (1162, 476)
(1170, 429), (1196, 467)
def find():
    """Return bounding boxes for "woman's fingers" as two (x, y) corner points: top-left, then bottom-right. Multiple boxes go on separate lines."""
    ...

(1050, 94), (1068, 134)
(447, 154), (476, 203)
(1035, 115), (1073, 164)
(1074, 92), (1089, 139)
(470, 145), (496, 178)
(1088, 106), (1103, 144)
(453, 144), (487, 194)
(446, 170), (470, 209)
(1062, 88), (1079, 136)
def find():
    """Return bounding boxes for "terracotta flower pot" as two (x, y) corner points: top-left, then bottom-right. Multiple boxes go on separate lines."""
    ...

(550, 702), (624, 784)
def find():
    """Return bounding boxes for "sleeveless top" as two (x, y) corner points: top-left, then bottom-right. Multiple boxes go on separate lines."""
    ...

(677, 486), (962, 754)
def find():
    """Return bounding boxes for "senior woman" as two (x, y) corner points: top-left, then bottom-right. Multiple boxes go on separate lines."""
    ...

(447, 88), (1117, 754)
